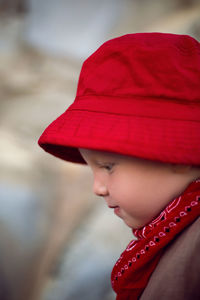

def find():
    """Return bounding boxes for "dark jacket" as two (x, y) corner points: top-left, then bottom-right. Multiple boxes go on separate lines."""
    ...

(140, 217), (200, 300)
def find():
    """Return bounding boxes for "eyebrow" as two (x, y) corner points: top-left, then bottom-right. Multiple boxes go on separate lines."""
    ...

(94, 160), (117, 167)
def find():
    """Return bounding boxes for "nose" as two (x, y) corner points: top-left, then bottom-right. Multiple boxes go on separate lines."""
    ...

(93, 175), (108, 197)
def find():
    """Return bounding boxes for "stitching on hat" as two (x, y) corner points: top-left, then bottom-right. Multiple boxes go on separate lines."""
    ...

(76, 94), (199, 104)
(67, 108), (200, 123)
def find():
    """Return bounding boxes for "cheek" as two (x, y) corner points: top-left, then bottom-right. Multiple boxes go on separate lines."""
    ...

(109, 169), (169, 212)
(110, 176), (142, 208)
(113, 177), (161, 218)
(117, 174), (144, 200)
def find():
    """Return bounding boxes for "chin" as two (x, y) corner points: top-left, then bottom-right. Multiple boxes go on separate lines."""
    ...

(125, 219), (146, 230)
(124, 219), (138, 229)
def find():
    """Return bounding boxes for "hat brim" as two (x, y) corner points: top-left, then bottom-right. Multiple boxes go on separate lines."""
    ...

(38, 103), (200, 166)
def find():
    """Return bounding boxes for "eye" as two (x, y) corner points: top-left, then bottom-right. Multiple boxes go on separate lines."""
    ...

(101, 163), (115, 172)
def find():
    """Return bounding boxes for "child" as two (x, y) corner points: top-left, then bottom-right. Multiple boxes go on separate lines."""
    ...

(38, 32), (200, 299)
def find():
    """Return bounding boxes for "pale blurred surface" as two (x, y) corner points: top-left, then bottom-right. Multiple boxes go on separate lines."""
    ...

(0, 0), (199, 299)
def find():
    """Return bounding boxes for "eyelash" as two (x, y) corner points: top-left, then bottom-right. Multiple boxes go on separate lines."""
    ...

(101, 163), (114, 172)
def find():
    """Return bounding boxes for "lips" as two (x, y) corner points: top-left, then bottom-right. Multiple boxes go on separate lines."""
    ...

(114, 206), (121, 216)
(108, 205), (121, 217)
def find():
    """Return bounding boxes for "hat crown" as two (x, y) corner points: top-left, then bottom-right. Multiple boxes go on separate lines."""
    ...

(77, 32), (200, 103)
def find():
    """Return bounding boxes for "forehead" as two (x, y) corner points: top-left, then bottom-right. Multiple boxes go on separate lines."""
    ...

(79, 148), (168, 169)
(79, 148), (122, 162)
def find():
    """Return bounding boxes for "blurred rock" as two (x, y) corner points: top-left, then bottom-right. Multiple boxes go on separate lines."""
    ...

(24, 0), (124, 59)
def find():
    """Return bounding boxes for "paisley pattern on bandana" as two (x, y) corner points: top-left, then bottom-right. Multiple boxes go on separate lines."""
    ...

(111, 180), (200, 300)
(133, 195), (182, 239)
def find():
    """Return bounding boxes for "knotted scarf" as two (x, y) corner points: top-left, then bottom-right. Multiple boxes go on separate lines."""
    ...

(111, 179), (200, 300)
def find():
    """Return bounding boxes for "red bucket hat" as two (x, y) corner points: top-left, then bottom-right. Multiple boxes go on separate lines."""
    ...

(38, 32), (200, 166)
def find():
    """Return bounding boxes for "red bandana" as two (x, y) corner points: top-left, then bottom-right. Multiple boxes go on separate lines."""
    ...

(111, 180), (200, 300)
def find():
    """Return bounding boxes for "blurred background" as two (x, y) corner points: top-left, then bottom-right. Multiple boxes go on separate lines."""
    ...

(0, 0), (199, 299)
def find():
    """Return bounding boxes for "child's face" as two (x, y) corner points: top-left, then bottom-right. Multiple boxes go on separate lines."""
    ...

(79, 149), (193, 229)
